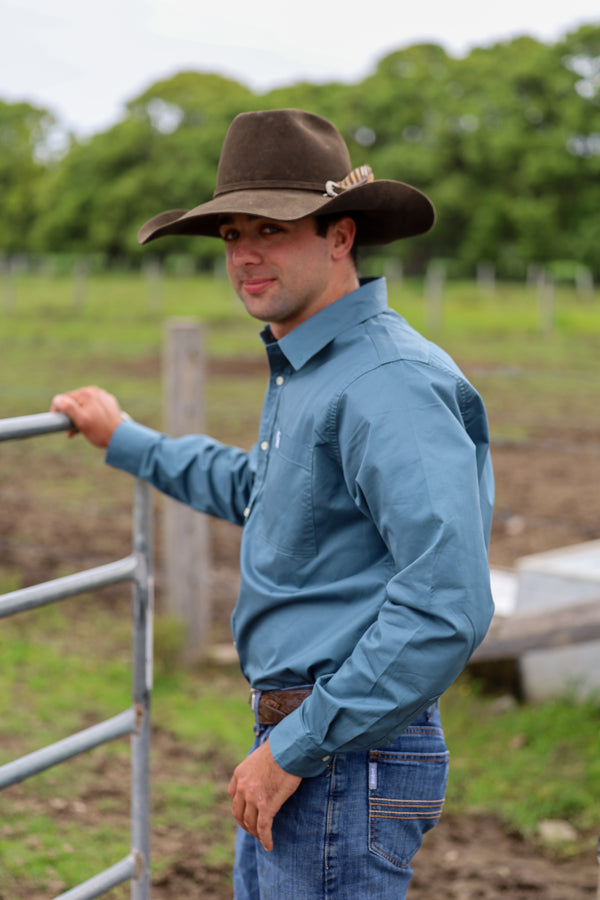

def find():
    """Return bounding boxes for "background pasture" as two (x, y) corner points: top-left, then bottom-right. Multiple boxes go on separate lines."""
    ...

(0, 270), (599, 897)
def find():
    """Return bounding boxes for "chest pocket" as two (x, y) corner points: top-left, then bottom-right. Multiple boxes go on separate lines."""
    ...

(259, 429), (317, 558)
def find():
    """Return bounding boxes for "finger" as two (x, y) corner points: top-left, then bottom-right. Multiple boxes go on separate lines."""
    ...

(227, 774), (237, 799)
(50, 395), (79, 436)
(52, 392), (79, 415)
(230, 788), (247, 829)
(53, 387), (93, 408)
(256, 811), (274, 852)
(242, 803), (259, 838)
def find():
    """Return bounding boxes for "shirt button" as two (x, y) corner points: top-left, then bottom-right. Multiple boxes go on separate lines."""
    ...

(260, 440), (269, 451)
(243, 507), (251, 518)
(276, 375), (285, 386)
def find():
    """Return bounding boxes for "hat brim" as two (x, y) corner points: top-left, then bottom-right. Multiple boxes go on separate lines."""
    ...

(137, 181), (435, 247)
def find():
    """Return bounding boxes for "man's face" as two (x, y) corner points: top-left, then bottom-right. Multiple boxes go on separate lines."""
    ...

(218, 214), (339, 339)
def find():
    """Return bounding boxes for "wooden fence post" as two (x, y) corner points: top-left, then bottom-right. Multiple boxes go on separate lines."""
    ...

(425, 260), (445, 332)
(1, 255), (16, 313)
(72, 257), (88, 313)
(575, 264), (593, 298)
(384, 259), (404, 284)
(162, 318), (210, 663)
(477, 260), (495, 293)
(537, 269), (555, 336)
(145, 257), (163, 314)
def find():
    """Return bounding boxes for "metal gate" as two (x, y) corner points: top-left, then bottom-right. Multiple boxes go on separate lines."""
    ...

(0, 412), (153, 900)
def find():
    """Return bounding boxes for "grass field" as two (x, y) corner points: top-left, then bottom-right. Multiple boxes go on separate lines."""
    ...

(1, 271), (599, 897)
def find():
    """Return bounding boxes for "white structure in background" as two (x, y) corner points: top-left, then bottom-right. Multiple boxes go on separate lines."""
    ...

(490, 568), (518, 618)
(489, 541), (600, 701)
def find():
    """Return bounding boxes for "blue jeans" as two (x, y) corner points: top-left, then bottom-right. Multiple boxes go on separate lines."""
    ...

(233, 703), (448, 899)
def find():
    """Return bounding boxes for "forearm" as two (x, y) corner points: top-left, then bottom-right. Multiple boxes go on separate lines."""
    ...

(107, 420), (254, 524)
(268, 542), (493, 777)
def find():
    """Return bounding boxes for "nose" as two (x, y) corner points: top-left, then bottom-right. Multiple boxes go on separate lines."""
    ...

(230, 235), (262, 267)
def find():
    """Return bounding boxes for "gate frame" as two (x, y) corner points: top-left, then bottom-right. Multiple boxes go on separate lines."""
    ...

(0, 411), (153, 900)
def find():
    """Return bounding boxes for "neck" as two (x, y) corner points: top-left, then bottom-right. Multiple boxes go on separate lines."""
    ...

(269, 270), (360, 340)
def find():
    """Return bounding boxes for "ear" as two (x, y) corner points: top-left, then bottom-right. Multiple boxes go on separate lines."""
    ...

(329, 216), (357, 261)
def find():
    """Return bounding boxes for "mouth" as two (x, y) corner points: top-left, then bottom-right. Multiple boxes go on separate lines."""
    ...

(241, 277), (276, 295)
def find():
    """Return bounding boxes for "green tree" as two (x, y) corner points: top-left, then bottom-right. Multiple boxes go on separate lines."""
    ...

(33, 73), (256, 262)
(0, 100), (59, 253)
(3, 28), (599, 275)
(553, 25), (600, 268)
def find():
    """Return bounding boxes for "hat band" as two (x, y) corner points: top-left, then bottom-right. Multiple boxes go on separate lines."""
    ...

(214, 165), (374, 200)
(214, 178), (326, 198)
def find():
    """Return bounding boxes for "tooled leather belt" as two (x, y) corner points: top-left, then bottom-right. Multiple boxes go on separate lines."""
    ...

(251, 687), (313, 726)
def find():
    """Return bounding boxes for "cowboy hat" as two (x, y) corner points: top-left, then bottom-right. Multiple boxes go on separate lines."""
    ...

(137, 108), (435, 246)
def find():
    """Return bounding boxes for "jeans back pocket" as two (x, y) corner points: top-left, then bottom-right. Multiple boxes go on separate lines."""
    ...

(368, 737), (449, 868)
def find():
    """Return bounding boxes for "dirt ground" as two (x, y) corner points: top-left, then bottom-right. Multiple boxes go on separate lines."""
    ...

(2, 354), (600, 898)
(149, 815), (600, 900)
(5, 730), (598, 900)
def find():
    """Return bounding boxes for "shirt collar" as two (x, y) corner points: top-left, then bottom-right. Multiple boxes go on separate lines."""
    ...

(261, 277), (389, 371)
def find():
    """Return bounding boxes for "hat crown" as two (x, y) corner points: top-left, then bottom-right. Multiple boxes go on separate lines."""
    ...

(214, 109), (352, 197)
(137, 108), (436, 247)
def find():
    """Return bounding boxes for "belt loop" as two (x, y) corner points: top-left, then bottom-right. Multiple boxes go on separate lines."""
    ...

(425, 699), (439, 722)
(249, 688), (260, 716)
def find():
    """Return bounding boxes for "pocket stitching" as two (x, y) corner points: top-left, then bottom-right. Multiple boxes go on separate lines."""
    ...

(259, 437), (317, 558)
(368, 750), (448, 869)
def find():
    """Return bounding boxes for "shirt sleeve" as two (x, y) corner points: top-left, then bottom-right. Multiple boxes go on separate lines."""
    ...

(269, 360), (495, 776)
(105, 419), (254, 525)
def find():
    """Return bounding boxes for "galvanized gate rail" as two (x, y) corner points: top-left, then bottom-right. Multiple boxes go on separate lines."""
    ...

(0, 412), (153, 900)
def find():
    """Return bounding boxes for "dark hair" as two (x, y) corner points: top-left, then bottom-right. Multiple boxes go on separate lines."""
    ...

(314, 214), (359, 267)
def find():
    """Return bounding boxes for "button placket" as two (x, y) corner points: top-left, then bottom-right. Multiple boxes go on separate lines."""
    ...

(245, 366), (288, 520)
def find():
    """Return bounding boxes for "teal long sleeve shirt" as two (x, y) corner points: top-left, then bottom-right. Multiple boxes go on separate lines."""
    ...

(106, 277), (494, 777)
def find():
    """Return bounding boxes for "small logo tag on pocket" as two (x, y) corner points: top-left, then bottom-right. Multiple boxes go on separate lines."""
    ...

(369, 761), (377, 791)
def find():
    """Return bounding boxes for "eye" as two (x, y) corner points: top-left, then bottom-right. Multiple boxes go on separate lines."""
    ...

(261, 222), (283, 235)
(219, 228), (239, 242)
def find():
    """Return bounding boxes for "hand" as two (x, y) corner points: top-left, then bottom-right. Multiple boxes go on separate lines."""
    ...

(51, 386), (124, 449)
(228, 738), (302, 852)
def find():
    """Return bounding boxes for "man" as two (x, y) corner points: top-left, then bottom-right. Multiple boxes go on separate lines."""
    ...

(52, 108), (494, 899)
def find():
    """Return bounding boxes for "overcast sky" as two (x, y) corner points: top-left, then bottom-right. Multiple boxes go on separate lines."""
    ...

(2, 0), (599, 137)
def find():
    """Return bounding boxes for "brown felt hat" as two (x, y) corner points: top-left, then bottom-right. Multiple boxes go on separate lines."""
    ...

(137, 108), (435, 246)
